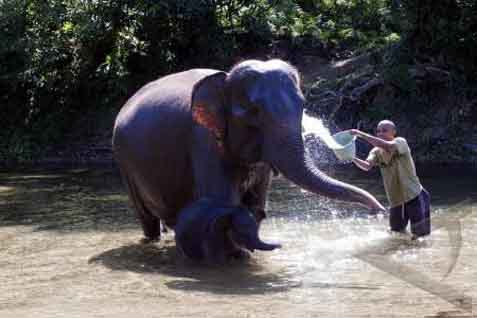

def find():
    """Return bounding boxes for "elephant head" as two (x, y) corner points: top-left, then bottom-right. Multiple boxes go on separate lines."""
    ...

(191, 59), (384, 212)
(175, 198), (280, 263)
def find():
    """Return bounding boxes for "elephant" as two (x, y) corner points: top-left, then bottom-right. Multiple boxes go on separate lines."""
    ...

(175, 198), (280, 263)
(112, 59), (385, 259)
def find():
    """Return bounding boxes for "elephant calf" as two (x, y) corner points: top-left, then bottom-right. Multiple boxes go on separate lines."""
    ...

(175, 198), (280, 263)
(112, 59), (385, 262)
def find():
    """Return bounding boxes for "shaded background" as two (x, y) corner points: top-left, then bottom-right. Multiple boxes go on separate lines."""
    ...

(1, 0), (476, 166)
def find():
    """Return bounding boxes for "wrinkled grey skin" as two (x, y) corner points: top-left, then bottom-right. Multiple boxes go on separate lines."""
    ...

(175, 198), (280, 263)
(113, 59), (384, 254)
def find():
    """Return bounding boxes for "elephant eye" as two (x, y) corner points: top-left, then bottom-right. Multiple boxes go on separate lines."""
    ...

(231, 102), (261, 126)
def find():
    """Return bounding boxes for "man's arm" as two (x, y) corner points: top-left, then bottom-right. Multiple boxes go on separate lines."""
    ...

(349, 129), (396, 152)
(352, 157), (374, 171)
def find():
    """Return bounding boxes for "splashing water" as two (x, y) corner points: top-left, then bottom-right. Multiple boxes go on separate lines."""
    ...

(302, 112), (344, 150)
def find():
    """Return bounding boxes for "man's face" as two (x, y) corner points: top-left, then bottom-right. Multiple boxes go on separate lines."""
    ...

(376, 124), (395, 141)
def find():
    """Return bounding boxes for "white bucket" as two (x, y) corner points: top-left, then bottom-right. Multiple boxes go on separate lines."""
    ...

(329, 131), (357, 161)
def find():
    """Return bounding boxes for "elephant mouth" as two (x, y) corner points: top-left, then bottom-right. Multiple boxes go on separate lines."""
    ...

(225, 230), (246, 253)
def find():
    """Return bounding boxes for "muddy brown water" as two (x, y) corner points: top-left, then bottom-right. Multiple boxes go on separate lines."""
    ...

(0, 167), (475, 318)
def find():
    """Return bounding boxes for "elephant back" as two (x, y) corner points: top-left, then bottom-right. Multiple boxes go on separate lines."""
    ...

(112, 69), (222, 220)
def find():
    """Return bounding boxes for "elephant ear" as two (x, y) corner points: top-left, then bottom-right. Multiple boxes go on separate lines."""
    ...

(191, 72), (228, 151)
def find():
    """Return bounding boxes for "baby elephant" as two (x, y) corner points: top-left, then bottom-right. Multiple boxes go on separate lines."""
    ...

(174, 198), (281, 263)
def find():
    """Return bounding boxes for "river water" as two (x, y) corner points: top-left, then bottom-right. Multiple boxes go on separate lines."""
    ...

(0, 167), (475, 318)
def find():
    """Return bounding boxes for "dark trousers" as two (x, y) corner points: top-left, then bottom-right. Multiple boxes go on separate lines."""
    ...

(390, 189), (431, 237)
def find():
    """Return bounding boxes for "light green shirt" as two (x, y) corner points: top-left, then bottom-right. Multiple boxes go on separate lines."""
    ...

(367, 137), (422, 207)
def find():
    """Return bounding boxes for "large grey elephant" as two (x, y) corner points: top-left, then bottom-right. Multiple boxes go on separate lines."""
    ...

(112, 59), (384, 261)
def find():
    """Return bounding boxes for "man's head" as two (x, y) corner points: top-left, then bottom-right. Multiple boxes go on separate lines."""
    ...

(376, 120), (396, 141)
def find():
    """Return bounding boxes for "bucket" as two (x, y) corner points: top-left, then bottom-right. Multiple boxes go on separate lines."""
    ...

(330, 131), (357, 161)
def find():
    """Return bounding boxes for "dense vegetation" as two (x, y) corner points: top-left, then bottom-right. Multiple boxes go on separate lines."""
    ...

(1, 0), (476, 163)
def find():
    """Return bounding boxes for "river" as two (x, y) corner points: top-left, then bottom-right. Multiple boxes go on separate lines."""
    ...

(0, 166), (475, 317)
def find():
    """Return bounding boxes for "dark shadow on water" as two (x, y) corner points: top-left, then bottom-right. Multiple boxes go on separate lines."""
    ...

(89, 243), (382, 295)
(88, 243), (304, 295)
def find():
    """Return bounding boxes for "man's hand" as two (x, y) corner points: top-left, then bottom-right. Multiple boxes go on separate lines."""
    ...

(352, 157), (373, 171)
(348, 129), (366, 138)
(346, 129), (395, 152)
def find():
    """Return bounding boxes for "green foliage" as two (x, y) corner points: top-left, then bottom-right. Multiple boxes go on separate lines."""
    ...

(294, 0), (397, 50)
(394, 0), (477, 81)
(1, 0), (475, 163)
(0, 0), (226, 163)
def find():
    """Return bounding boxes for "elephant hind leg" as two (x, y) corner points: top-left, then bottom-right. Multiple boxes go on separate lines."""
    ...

(121, 170), (161, 242)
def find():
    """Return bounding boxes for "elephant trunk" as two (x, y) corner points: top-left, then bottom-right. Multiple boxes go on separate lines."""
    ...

(228, 211), (281, 252)
(264, 124), (385, 212)
(247, 239), (281, 251)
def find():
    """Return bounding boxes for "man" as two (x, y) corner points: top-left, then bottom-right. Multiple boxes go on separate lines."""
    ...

(349, 120), (431, 239)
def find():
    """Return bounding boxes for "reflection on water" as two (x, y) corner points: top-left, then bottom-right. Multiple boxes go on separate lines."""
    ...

(0, 167), (475, 317)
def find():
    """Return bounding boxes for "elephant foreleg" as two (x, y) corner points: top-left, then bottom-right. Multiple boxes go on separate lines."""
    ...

(241, 164), (272, 225)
